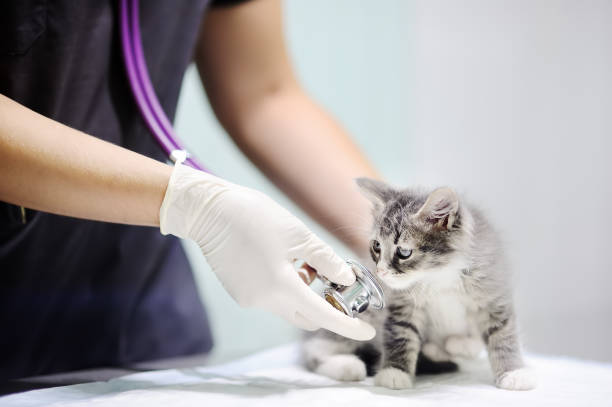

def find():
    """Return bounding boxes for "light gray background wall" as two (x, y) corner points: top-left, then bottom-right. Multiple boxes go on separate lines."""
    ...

(174, 0), (612, 363)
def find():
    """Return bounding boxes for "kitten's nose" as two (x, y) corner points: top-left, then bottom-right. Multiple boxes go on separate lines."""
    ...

(377, 268), (389, 276)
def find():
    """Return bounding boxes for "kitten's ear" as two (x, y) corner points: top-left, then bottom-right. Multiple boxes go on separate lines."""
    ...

(355, 177), (395, 211)
(416, 187), (459, 230)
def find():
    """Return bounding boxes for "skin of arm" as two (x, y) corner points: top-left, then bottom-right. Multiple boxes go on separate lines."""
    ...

(0, 93), (172, 227)
(196, 0), (379, 258)
(1, 0), (377, 253)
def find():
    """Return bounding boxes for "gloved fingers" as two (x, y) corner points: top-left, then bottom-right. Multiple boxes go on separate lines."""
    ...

(265, 299), (319, 331)
(293, 311), (320, 331)
(297, 263), (317, 285)
(288, 278), (376, 341)
(293, 232), (356, 287)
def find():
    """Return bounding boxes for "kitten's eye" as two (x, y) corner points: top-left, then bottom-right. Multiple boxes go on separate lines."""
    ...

(396, 247), (412, 260)
(371, 240), (381, 253)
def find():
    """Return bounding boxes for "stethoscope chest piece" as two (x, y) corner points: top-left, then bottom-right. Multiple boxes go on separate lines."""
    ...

(322, 259), (385, 317)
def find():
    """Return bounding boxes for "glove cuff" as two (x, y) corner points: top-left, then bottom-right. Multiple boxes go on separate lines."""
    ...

(159, 162), (231, 239)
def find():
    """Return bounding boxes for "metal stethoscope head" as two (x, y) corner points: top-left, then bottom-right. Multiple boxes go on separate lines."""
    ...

(317, 259), (385, 318)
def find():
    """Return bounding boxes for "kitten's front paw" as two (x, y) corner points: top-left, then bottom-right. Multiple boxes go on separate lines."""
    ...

(496, 368), (537, 391)
(315, 354), (367, 382)
(374, 367), (413, 390)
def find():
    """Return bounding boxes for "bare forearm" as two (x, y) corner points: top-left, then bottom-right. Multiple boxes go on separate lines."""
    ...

(0, 94), (172, 226)
(196, 0), (378, 256)
(228, 87), (378, 256)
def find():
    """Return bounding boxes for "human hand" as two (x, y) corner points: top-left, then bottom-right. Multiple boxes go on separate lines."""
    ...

(160, 163), (375, 341)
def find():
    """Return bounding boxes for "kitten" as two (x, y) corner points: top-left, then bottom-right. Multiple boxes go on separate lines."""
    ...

(302, 178), (536, 391)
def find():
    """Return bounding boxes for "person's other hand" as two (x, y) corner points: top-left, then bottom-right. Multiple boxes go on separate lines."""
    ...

(160, 163), (375, 341)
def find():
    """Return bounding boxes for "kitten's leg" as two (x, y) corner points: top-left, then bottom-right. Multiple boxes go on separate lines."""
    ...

(480, 310), (536, 390)
(302, 333), (367, 381)
(374, 309), (424, 390)
(422, 341), (451, 361)
(444, 333), (483, 359)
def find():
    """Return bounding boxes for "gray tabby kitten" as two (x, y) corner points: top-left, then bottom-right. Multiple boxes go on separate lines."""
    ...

(302, 178), (535, 391)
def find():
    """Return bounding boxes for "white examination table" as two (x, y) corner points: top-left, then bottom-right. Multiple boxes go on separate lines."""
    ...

(2, 344), (611, 406)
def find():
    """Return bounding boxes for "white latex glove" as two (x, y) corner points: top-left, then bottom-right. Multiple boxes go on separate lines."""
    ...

(160, 162), (375, 341)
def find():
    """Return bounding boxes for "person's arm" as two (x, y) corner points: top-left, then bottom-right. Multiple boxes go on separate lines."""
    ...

(0, 92), (375, 340)
(196, 0), (378, 258)
(0, 93), (171, 226)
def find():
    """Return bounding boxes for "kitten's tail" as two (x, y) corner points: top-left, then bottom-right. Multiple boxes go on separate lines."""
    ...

(416, 353), (459, 375)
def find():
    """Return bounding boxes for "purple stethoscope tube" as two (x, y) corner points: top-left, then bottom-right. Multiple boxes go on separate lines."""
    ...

(119, 0), (208, 172)
(120, 0), (386, 316)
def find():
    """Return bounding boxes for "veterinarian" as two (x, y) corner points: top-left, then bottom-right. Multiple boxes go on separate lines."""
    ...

(0, 0), (379, 380)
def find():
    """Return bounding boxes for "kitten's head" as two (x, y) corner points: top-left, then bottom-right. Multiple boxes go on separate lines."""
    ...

(356, 178), (467, 290)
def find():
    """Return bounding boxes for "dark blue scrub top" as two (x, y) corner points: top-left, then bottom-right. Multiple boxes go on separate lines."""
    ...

(0, 0), (244, 380)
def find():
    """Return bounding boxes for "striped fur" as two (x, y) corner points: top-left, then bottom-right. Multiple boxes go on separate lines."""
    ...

(302, 179), (534, 390)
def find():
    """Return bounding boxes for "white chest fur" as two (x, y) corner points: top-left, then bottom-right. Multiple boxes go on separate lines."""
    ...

(424, 284), (475, 338)
(411, 265), (479, 342)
